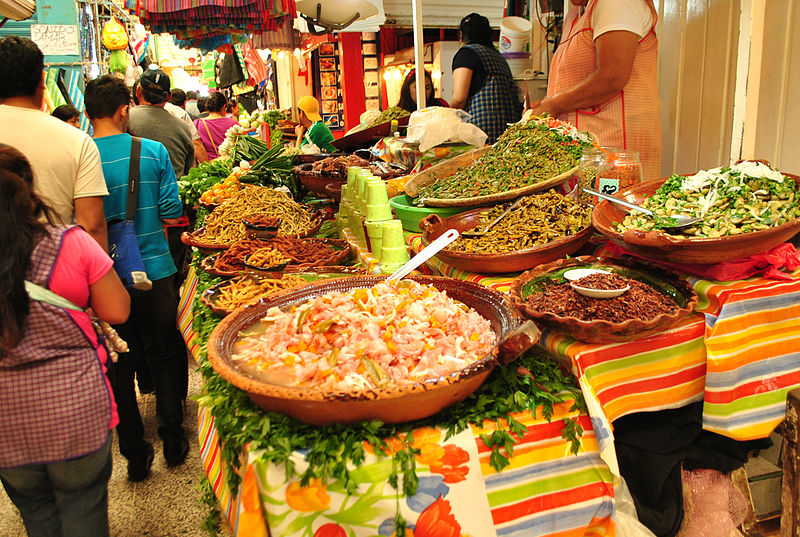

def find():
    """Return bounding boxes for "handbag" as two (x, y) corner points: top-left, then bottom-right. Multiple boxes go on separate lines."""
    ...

(107, 137), (152, 291)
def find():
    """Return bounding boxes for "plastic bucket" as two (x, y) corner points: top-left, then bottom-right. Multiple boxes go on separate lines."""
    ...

(502, 52), (532, 78)
(499, 17), (532, 53)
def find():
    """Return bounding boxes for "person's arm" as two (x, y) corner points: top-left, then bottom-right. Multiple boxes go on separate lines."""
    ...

(450, 67), (473, 110)
(89, 268), (130, 325)
(528, 30), (640, 117)
(295, 124), (306, 148)
(193, 138), (209, 163)
(157, 146), (184, 222)
(74, 196), (108, 252)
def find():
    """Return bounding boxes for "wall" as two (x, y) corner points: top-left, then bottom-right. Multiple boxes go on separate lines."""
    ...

(753, 0), (800, 174)
(655, 0), (740, 176)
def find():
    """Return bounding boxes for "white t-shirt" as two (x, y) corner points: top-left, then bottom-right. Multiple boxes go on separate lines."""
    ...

(164, 102), (200, 140)
(0, 105), (107, 225)
(592, 0), (654, 39)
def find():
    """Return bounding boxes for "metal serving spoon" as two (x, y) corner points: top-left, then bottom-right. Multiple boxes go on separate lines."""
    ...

(583, 187), (702, 231)
(461, 198), (524, 238)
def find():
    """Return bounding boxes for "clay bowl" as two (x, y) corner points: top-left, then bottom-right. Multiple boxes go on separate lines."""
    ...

(295, 163), (347, 197)
(324, 182), (343, 202)
(419, 210), (593, 274)
(592, 173), (800, 264)
(180, 226), (229, 255)
(510, 256), (698, 344)
(207, 275), (540, 425)
(201, 267), (366, 317)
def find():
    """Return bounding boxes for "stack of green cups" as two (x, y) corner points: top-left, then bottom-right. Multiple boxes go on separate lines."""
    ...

(342, 167), (360, 238)
(335, 184), (349, 236)
(348, 170), (367, 244)
(379, 219), (410, 274)
(364, 178), (393, 260)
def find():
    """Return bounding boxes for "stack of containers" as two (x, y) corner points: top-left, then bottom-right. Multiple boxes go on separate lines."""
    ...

(364, 177), (393, 262)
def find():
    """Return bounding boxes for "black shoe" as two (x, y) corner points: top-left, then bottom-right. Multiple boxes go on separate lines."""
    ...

(127, 442), (155, 482)
(164, 437), (189, 467)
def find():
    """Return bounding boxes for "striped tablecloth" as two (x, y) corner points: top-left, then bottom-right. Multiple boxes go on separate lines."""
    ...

(405, 233), (800, 442)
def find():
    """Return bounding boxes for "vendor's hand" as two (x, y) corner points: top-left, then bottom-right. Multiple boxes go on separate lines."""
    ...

(294, 124), (306, 138)
(526, 98), (560, 119)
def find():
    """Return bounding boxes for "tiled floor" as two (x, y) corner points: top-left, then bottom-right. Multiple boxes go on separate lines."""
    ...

(0, 363), (233, 537)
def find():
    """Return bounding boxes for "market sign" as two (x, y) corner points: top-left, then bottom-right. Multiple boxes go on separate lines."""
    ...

(30, 24), (79, 55)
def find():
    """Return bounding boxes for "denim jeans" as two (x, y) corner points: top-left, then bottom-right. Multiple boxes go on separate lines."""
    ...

(0, 435), (112, 537)
(112, 276), (186, 461)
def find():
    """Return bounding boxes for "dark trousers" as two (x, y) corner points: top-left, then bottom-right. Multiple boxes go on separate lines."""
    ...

(112, 276), (185, 460)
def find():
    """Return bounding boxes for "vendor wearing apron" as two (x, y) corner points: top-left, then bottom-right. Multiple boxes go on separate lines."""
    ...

(526, 0), (662, 181)
(450, 13), (523, 144)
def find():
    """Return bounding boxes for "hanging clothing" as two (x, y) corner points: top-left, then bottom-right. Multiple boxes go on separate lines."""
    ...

(458, 43), (522, 144)
(547, 0), (662, 180)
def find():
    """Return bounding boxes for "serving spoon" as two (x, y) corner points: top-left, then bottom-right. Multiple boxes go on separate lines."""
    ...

(461, 198), (524, 238)
(387, 229), (460, 283)
(583, 187), (702, 231)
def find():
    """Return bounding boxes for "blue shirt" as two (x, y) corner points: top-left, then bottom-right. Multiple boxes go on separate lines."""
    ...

(95, 133), (182, 281)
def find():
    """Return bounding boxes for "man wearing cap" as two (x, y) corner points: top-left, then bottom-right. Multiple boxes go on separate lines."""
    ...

(295, 96), (336, 153)
(128, 69), (196, 179)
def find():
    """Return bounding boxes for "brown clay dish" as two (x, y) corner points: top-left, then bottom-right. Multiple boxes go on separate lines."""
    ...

(331, 115), (410, 152)
(592, 173), (800, 264)
(181, 211), (327, 253)
(206, 275), (540, 425)
(200, 267), (366, 317)
(510, 256), (698, 344)
(419, 211), (593, 274)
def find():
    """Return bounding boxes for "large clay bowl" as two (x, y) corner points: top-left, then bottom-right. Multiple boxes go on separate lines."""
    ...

(420, 210), (593, 273)
(592, 173), (800, 264)
(207, 275), (540, 425)
(294, 163), (347, 198)
(510, 256), (698, 344)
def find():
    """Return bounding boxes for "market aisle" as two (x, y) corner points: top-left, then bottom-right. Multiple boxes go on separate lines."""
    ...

(0, 362), (233, 537)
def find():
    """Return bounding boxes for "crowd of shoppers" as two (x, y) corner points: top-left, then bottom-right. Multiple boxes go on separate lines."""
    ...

(0, 36), (196, 536)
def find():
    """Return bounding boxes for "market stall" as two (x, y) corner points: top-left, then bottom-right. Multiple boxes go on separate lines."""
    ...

(175, 105), (800, 537)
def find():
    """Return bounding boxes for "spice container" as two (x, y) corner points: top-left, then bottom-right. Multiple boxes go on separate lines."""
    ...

(597, 150), (642, 195)
(578, 146), (616, 203)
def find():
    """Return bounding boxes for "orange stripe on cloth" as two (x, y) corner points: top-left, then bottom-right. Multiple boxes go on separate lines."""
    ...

(704, 369), (800, 404)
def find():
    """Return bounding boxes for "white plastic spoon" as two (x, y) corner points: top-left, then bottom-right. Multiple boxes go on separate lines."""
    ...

(387, 229), (460, 283)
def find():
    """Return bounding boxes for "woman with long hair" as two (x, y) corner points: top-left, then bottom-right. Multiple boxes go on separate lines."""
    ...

(0, 145), (130, 537)
(194, 92), (239, 159)
(397, 69), (449, 113)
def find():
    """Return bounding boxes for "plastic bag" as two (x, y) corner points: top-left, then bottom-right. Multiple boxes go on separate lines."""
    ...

(101, 17), (128, 50)
(405, 107), (487, 152)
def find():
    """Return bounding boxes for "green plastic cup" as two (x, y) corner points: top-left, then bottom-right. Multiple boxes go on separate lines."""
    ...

(365, 221), (384, 260)
(379, 220), (409, 267)
(345, 170), (359, 204)
(365, 179), (392, 221)
(355, 175), (368, 214)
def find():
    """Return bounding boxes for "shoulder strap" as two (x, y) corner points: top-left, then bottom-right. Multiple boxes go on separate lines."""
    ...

(24, 280), (83, 311)
(127, 137), (141, 221)
(202, 119), (216, 148)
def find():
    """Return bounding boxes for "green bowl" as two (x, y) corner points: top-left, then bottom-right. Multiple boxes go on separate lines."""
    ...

(389, 195), (470, 232)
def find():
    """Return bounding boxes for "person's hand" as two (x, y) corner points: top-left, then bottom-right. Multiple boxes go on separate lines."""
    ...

(294, 124), (306, 138)
(524, 98), (560, 120)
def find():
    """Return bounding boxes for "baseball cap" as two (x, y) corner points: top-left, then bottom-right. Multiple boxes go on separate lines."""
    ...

(139, 68), (171, 97)
(298, 95), (322, 122)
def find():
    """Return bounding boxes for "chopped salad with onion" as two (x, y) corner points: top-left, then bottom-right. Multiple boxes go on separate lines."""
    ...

(616, 162), (800, 237)
(231, 280), (496, 390)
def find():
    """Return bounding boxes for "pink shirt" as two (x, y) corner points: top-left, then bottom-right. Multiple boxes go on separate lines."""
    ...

(49, 227), (119, 428)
